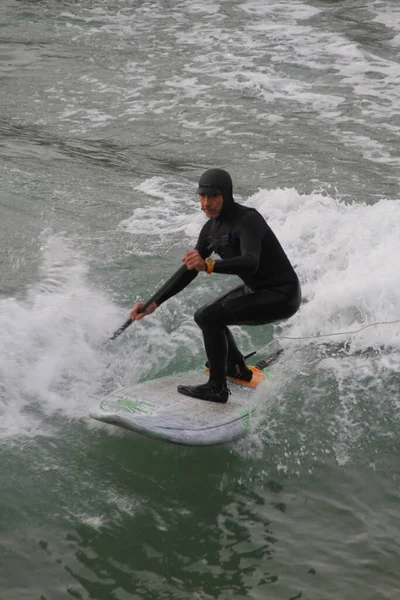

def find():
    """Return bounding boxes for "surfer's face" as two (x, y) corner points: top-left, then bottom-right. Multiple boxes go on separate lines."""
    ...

(199, 193), (224, 218)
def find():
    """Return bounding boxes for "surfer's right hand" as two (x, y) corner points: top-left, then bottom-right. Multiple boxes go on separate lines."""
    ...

(130, 301), (158, 321)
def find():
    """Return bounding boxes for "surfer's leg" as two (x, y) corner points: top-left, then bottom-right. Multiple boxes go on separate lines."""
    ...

(192, 288), (253, 386)
(224, 326), (253, 381)
(210, 281), (301, 378)
(186, 282), (300, 397)
(194, 302), (230, 388)
(193, 285), (257, 386)
(213, 286), (254, 381)
(177, 300), (231, 402)
(222, 282), (302, 326)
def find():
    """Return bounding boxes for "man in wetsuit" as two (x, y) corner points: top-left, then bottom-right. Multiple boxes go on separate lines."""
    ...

(130, 168), (301, 403)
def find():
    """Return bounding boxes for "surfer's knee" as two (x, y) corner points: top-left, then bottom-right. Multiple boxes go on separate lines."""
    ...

(194, 303), (227, 329)
(194, 304), (210, 328)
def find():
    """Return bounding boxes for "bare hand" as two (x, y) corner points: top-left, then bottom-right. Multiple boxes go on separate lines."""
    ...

(183, 249), (205, 271)
(130, 301), (158, 321)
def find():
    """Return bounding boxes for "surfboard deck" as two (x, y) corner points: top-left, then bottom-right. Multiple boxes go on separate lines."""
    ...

(90, 366), (266, 446)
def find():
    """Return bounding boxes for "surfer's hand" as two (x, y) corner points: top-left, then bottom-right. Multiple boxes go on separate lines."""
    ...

(183, 250), (205, 271)
(130, 301), (158, 321)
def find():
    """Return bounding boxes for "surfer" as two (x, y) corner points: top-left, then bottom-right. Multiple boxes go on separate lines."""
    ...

(130, 168), (301, 403)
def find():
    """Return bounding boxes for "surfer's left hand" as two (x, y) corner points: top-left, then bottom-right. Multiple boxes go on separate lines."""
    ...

(130, 301), (158, 321)
(183, 250), (205, 271)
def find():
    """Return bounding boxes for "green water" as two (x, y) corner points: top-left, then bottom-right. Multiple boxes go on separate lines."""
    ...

(1, 0), (400, 598)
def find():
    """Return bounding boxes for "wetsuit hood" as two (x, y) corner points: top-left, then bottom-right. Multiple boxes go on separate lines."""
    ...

(197, 168), (235, 218)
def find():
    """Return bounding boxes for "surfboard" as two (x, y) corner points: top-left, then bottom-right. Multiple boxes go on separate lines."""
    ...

(90, 365), (267, 446)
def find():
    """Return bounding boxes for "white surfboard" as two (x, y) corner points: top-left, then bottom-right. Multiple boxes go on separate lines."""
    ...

(90, 366), (266, 446)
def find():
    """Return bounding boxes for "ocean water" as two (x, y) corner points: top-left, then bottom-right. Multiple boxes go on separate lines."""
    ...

(1, 1), (400, 599)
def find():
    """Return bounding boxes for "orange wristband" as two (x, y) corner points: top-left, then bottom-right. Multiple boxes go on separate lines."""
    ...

(205, 257), (216, 274)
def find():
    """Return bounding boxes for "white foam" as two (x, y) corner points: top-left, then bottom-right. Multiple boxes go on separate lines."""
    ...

(372, 6), (400, 33)
(238, 0), (321, 20)
(231, 187), (400, 466)
(246, 188), (400, 344)
(0, 233), (207, 442)
(119, 177), (204, 239)
(0, 236), (122, 440)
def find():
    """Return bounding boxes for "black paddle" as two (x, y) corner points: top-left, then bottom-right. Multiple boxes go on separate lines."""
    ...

(110, 264), (188, 341)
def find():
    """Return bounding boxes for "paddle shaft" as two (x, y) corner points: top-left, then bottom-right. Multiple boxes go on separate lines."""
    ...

(110, 264), (188, 340)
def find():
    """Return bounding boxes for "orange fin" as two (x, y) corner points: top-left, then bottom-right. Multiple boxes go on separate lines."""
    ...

(228, 365), (265, 388)
(204, 365), (265, 389)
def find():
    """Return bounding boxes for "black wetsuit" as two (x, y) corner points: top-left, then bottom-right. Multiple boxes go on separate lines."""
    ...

(157, 170), (301, 387)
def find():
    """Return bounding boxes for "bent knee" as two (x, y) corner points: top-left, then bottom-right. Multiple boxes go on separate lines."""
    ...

(194, 303), (228, 329)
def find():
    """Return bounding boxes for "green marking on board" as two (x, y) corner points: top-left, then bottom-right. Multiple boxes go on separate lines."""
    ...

(119, 399), (151, 410)
(240, 408), (251, 433)
(101, 397), (155, 415)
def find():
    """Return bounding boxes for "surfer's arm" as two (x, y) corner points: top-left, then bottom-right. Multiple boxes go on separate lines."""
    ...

(153, 223), (212, 305)
(129, 269), (198, 317)
(154, 269), (198, 305)
(129, 268), (198, 316)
